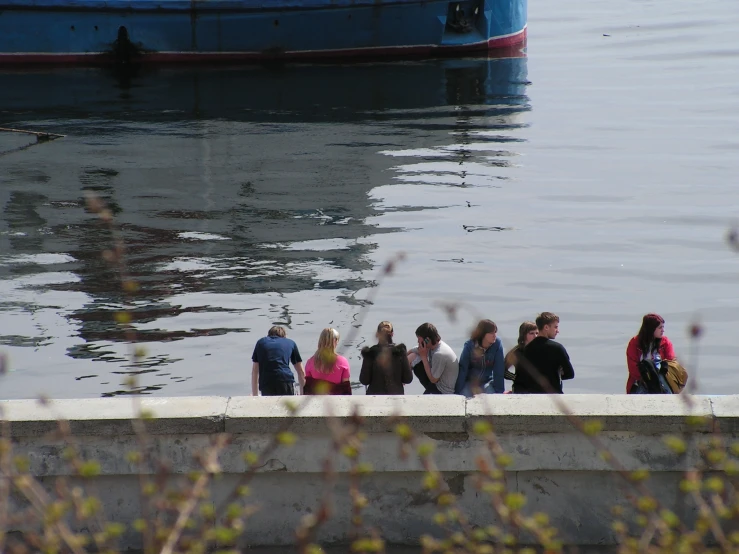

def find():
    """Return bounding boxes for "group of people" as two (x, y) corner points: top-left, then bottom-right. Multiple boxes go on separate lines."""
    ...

(250, 312), (684, 397)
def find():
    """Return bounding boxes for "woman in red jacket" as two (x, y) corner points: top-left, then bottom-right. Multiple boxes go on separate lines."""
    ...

(626, 313), (676, 393)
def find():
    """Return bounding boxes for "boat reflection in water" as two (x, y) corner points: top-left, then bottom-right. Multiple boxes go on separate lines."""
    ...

(1, 54), (528, 120)
(0, 56), (530, 398)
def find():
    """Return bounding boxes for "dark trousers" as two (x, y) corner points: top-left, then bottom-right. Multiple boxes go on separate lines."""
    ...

(260, 381), (295, 396)
(412, 362), (441, 395)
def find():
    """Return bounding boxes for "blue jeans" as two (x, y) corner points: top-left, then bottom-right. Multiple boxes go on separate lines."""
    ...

(459, 380), (495, 398)
(412, 362), (441, 394)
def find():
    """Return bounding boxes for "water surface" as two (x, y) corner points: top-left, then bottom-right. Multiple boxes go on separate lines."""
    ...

(1, 0), (738, 398)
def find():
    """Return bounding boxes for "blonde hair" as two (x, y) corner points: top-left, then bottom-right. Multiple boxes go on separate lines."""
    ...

(313, 327), (340, 374)
(376, 321), (393, 344)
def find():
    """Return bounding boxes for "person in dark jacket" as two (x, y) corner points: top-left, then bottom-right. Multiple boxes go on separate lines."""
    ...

(359, 321), (413, 395)
(504, 321), (538, 383)
(513, 312), (574, 394)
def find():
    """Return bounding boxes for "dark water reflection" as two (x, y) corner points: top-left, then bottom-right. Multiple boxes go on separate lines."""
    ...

(0, 58), (529, 398)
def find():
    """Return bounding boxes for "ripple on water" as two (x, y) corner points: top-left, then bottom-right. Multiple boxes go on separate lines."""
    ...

(1, 4), (738, 397)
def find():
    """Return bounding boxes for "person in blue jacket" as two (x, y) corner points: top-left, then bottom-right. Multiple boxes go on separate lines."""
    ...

(455, 319), (505, 397)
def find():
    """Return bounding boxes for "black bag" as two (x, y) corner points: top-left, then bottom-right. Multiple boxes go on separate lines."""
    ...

(636, 359), (673, 394)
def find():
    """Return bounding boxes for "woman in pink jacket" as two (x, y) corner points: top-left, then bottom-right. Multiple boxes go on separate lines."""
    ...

(303, 328), (352, 395)
(626, 313), (676, 393)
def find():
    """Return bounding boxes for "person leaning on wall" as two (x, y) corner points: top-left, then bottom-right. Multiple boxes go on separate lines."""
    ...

(303, 327), (352, 395)
(251, 326), (305, 396)
(359, 321), (413, 395)
(513, 312), (574, 394)
(407, 322), (459, 394)
(626, 313), (687, 394)
(454, 319), (505, 397)
(504, 321), (538, 386)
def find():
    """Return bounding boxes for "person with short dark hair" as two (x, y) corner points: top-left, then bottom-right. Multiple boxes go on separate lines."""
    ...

(251, 326), (305, 396)
(513, 312), (574, 394)
(359, 321), (413, 395)
(455, 319), (505, 396)
(268, 325), (286, 338)
(626, 313), (676, 394)
(407, 323), (459, 394)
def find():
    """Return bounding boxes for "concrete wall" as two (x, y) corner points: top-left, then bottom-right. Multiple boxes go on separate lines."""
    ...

(2, 394), (736, 550)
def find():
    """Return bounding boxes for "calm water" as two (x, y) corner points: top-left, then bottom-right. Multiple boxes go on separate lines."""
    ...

(1, 0), (738, 399)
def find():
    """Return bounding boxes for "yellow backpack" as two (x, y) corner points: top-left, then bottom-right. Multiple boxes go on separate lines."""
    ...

(664, 360), (689, 394)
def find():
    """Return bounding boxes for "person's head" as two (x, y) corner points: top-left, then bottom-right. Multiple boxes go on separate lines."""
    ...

(517, 321), (538, 347)
(376, 321), (394, 345)
(314, 327), (340, 373)
(267, 326), (286, 338)
(638, 313), (665, 350)
(470, 319), (498, 348)
(415, 322), (441, 348)
(535, 312), (559, 339)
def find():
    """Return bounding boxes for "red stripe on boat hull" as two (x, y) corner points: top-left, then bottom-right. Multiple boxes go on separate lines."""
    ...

(0, 28), (526, 65)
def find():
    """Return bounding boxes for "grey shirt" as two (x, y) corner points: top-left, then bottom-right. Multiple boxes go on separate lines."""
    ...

(409, 340), (459, 394)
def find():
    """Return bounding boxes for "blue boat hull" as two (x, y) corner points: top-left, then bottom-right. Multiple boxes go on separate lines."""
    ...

(0, 0), (526, 64)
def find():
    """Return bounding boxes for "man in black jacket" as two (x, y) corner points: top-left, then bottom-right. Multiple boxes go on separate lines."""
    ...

(513, 312), (575, 394)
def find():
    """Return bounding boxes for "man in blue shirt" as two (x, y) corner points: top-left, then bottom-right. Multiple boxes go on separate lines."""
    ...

(251, 326), (305, 396)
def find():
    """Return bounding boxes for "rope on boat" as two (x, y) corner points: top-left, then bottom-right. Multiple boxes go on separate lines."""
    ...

(0, 126), (66, 142)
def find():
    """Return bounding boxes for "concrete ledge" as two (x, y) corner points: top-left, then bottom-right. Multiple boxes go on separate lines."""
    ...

(710, 396), (739, 434)
(0, 396), (228, 437)
(0, 394), (725, 437)
(466, 394), (714, 434)
(225, 395), (467, 434)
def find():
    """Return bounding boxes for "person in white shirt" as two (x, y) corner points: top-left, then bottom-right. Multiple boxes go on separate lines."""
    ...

(407, 322), (459, 394)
